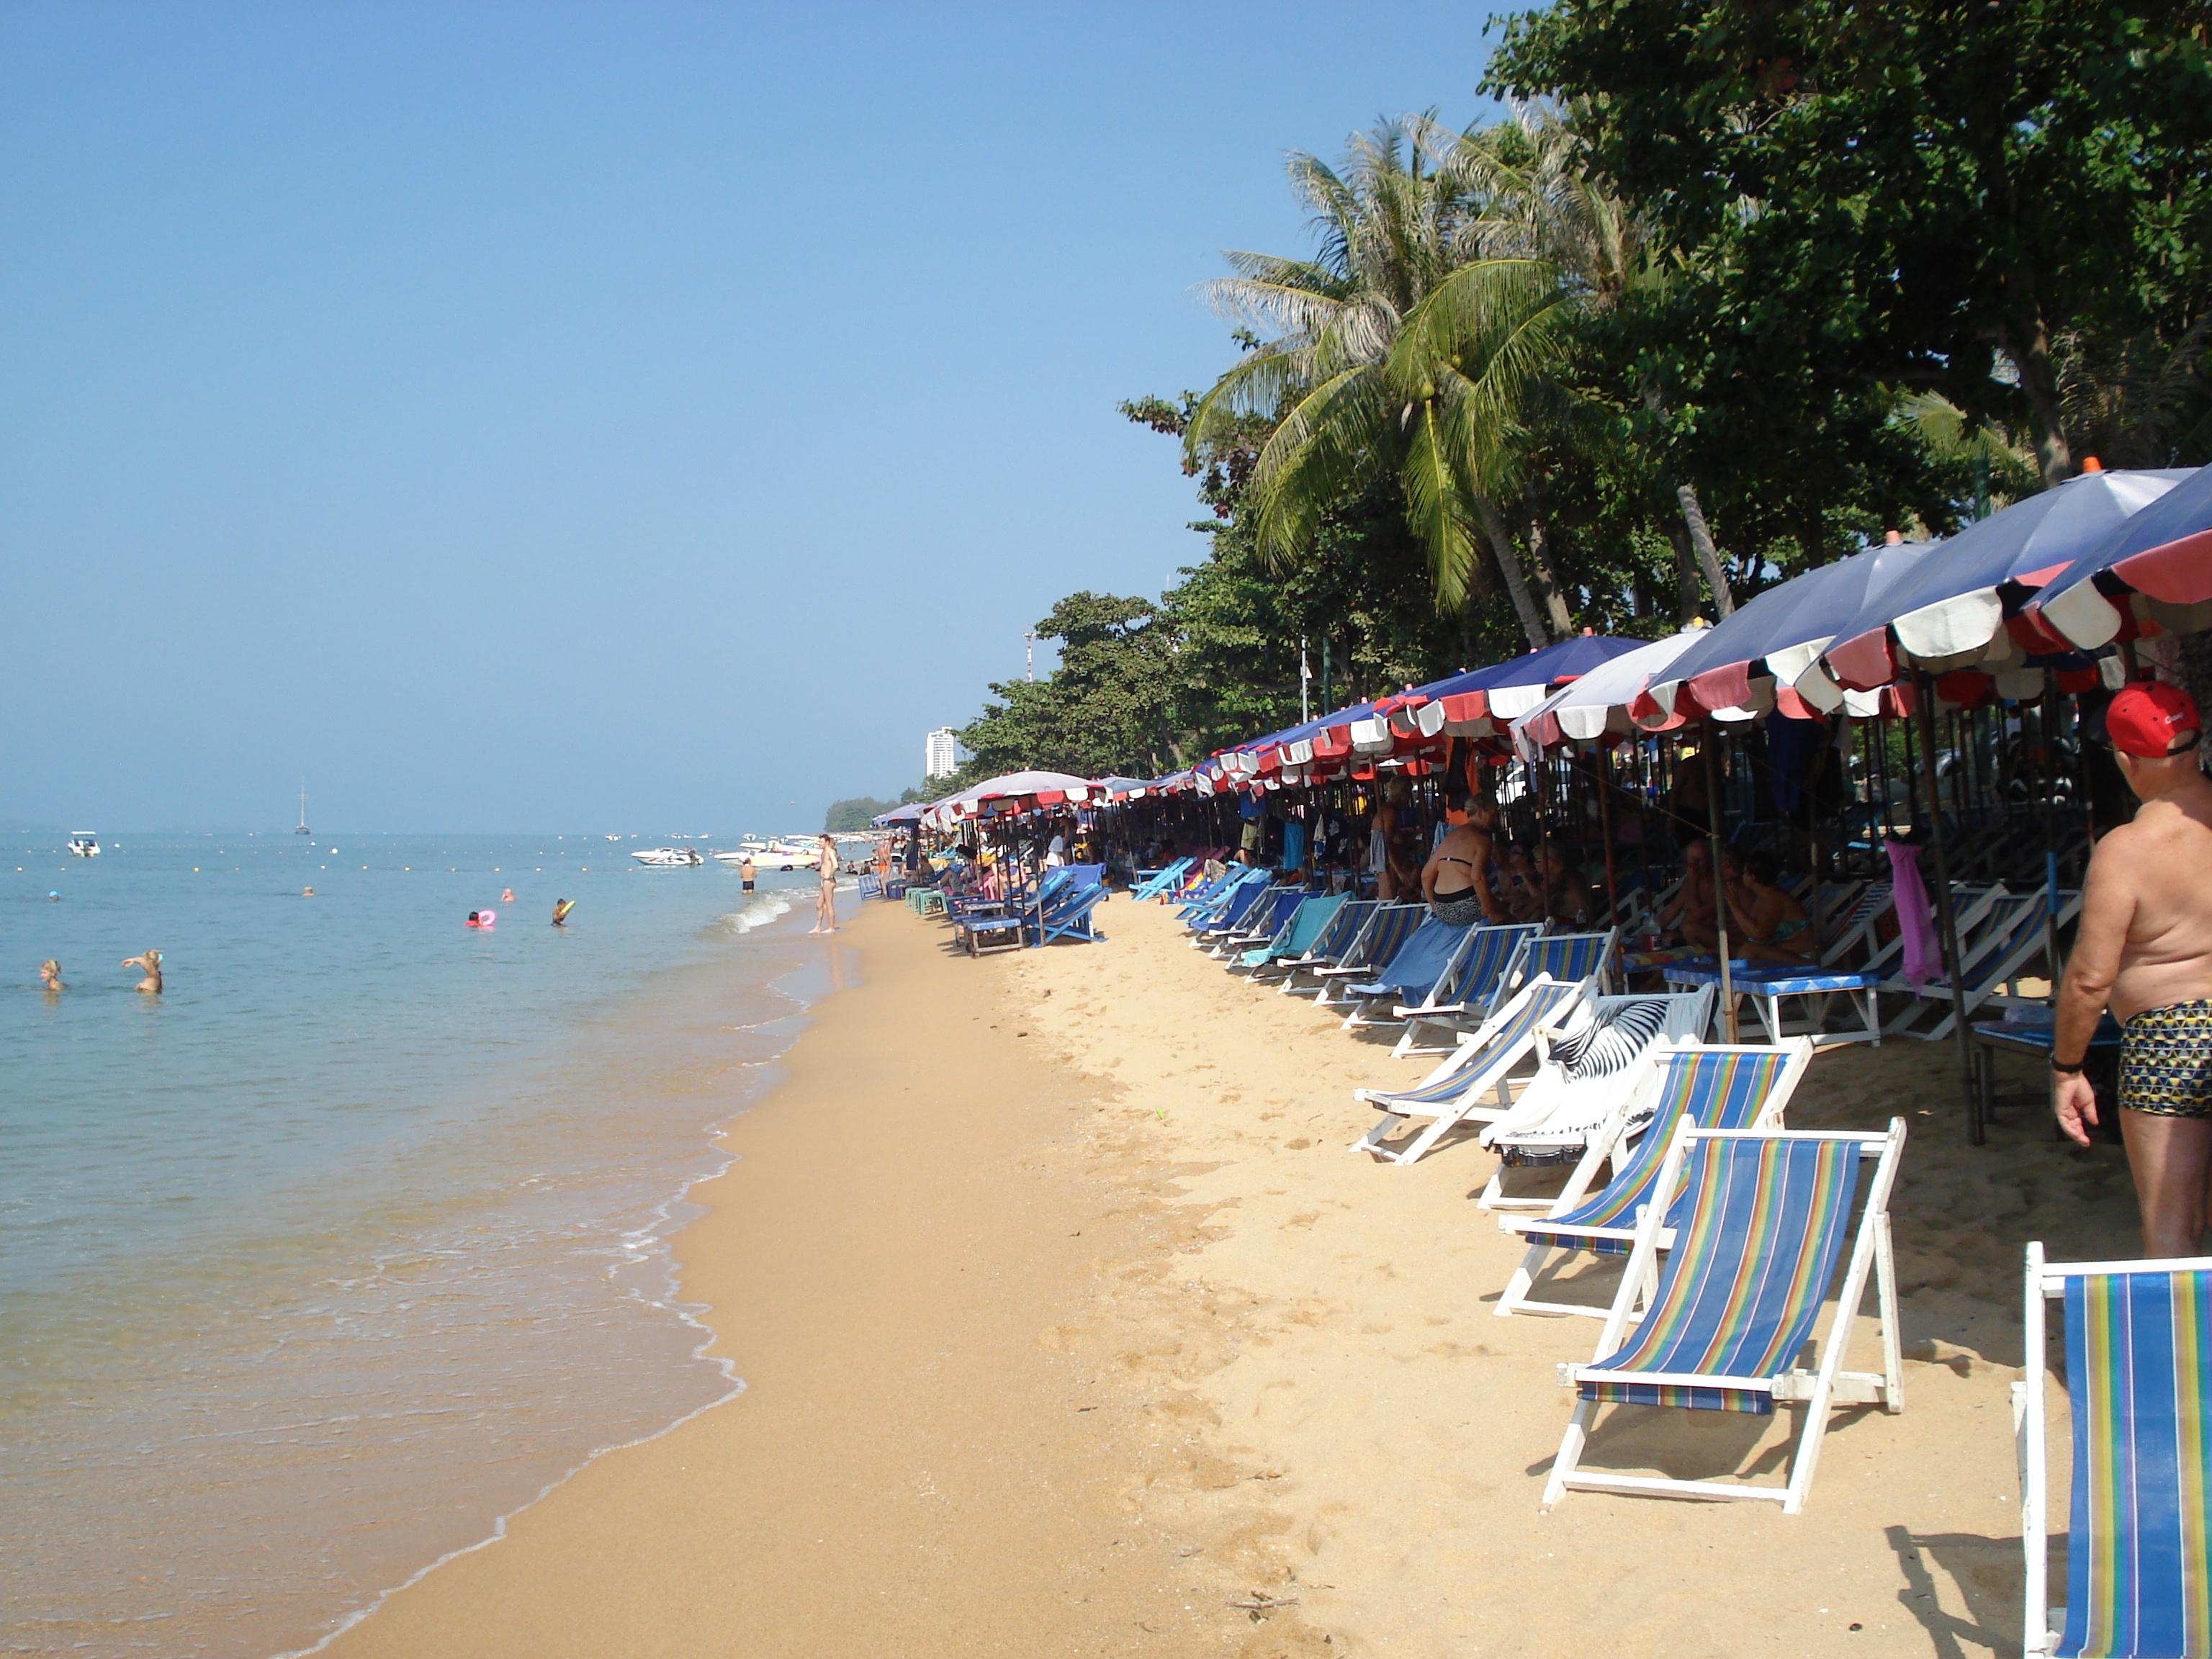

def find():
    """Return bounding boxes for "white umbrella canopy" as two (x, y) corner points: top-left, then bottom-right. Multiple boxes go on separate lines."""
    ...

(1507, 630), (1710, 757)
(1819, 467), (2188, 689)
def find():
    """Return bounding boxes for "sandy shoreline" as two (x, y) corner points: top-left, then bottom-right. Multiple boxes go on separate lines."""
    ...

(325, 892), (2141, 1658)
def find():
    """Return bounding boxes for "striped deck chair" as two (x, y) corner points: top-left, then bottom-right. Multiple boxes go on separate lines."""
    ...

(1889, 889), (2082, 1042)
(1180, 867), (1269, 929)
(2018, 1244), (2212, 1659)
(1863, 881), (2010, 987)
(1494, 1038), (1814, 1317)
(1213, 886), (1305, 958)
(1542, 1120), (1907, 1513)
(1170, 866), (1241, 919)
(1818, 881), (1894, 966)
(1474, 989), (1718, 1213)
(1352, 974), (1593, 1164)
(1390, 922), (1542, 1058)
(1238, 892), (1347, 974)
(1267, 899), (1379, 991)
(1506, 930), (1619, 1000)
(1190, 874), (1275, 947)
(1306, 904), (1426, 1009)
(1130, 858), (1192, 900)
(1339, 917), (1488, 1032)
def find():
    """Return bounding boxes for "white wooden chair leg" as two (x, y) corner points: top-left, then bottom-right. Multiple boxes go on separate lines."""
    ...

(1541, 1399), (1594, 1510)
(1876, 1211), (1904, 1411)
(1496, 1243), (1547, 1316)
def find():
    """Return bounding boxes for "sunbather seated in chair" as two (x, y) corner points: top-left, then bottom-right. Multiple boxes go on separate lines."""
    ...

(1653, 841), (1719, 951)
(1722, 850), (1814, 965)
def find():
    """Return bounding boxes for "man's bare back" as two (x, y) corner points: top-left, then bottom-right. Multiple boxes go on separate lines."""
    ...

(2083, 788), (2212, 1022)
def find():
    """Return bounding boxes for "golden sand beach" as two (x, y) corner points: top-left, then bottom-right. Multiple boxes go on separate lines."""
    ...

(323, 894), (2140, 1658)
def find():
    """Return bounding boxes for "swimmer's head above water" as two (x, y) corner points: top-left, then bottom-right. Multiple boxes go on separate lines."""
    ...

(39, 959), (62, 989)
(121, 949), (161, 994)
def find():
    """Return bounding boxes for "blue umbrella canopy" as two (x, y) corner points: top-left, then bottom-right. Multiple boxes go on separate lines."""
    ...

(1820, 467), (2188, 688)
(1645, 539), (1935, 715)
(2028, 465), (2212, 647)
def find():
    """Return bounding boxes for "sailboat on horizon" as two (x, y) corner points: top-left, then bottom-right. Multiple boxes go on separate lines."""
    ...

(295, 782), (312, 836)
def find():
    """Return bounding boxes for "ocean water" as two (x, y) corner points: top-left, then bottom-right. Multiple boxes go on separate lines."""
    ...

(0, 832), (847, 1658)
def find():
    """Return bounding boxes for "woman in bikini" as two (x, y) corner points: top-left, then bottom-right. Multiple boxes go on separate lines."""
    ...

(1721, 851), (1813, 963)
(1421, 792), (1505, 926)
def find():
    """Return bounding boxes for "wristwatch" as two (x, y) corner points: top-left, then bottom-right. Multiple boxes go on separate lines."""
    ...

(2049, 1053), (2087, 1076)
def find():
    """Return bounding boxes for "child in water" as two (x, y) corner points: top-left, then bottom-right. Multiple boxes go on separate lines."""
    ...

(40, 959), (63, 992)
(121, 950), (161, 994)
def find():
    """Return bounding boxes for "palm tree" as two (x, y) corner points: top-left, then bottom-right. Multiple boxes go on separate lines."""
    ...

(1185, 115), (1569, 647)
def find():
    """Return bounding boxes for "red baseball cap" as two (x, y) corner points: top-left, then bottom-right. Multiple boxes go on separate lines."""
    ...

(2106, 681), (2202, 758)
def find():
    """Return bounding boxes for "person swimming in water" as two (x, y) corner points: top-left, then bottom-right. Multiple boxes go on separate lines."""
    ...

(552, 898), (575, 926)
(40, 959), (63, 992)
(302, 886), (315, 897)
(500, 888), (515, 903)
(122, 949), (162, 994)
(466, 912), (482, 927)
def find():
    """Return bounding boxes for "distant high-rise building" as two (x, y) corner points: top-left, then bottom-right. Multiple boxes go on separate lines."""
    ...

(924, 727), (961, 780)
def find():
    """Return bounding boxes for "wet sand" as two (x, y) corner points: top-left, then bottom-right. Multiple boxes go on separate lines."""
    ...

(323, 891), (2139, 1658)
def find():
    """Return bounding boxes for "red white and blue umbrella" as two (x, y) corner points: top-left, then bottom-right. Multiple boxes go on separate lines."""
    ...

(1642, 539), (1936, 717)
(1506, 629), (1709, 756)
(2026, 464), (2212, 647)
(1820, 467), (2188, 691)
(1365, 633), (1655, 745)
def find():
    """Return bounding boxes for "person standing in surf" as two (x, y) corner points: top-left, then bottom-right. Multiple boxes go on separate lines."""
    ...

(810, 835), (838, 935)
(122, 949), (162, 994)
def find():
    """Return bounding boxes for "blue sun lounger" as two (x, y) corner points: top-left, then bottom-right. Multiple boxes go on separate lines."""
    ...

(1306, 903), (1426, 1009)
(1662, 958), (1883, 1048)
(2018, 1244), (2212, 1658)
(1130, 858), (1192, 901)
(1544, 1119), (1907, 1512)
(1339, 917), (1478, 1031)
(1212, 886), (1305, 958)
(1496, 1038), (1815, 1318)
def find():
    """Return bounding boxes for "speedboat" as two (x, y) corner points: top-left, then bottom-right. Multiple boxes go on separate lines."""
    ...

(630, 847), (703, 867)
(714, 838), (820, 871)
(66, 832), (99, 858)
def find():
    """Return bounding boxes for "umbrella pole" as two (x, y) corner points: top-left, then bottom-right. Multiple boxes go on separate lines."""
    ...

(2039, 678), (2062, 1011)
(1703, 721), (1737, 1042)
(1913, 674), (1979, 1135)
(1595, 742), (1619, 930)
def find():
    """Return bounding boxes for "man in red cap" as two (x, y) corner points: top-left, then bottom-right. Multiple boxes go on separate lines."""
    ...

(2054, 680), (2212, 1255)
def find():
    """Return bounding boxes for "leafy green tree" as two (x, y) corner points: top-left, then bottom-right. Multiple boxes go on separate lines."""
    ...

(822, 796), (898, 832)
(953, 593), (1183, 783)
(1488, 1), (2212, 486)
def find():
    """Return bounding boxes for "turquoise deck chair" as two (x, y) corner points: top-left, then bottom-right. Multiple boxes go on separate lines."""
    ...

(1239, 892), (1346, 972)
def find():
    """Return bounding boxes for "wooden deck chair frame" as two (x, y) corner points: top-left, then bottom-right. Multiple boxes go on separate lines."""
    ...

(1542, 1119), (1907, 1513)
(2015, 1243), (2212, 1659)
(1352, 974), (1595, 1164)
(1494, 1038), (1815, 1317)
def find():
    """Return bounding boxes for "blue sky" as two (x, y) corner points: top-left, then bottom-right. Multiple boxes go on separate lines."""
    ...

(1, 1), (1503, 833)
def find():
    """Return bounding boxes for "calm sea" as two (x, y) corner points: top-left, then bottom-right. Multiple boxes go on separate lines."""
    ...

(0, 832), (847, 1658)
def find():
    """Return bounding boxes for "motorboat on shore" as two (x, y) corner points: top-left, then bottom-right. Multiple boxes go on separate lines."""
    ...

(67, 832), (99, 858)
(630, 847), (703, 867)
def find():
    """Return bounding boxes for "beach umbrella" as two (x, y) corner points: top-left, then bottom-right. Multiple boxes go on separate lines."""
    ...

(2026, 464), (2212, 647)
(1506, 630), (1710, 757)
(1819, 467), (2190, 691)
(871, 801), (930, 826)
(1388, 634), (1653, 734)
(1642, 539), (1936, 717)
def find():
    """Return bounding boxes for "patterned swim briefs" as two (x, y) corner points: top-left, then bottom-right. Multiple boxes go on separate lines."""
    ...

(1431, 893), (1488, 927)
(2119, 998), (2212, 1118)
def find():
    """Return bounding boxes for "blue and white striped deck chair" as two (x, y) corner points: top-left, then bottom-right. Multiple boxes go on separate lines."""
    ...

(1307, 904), (1426, 1008)
(1215, 886), (1304, 960)
(1130, 858), (1192, 901)
(1181, 866), (1268, 929)
(1864, 881), (2010, 986)
(1266, 899), (1378, 991)
(1504, 930), (1619, 1002)
(1352, 974), (1592, 1164)
(1170, 865), (1241, 919)
(1190, 873), (1274, 947)
(1890, 889), (2082, 1041)
(1389, 922), (1543, 1058)
(1543, 1119), (1907, 1513)
(1495, 1038), (1815, 1318)
(1238, 892), (1347, 974)
(1819, 881), (1894, 966)
(1339, 917), (1477, 1031)
(2018, 1244), (2212, 1659)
